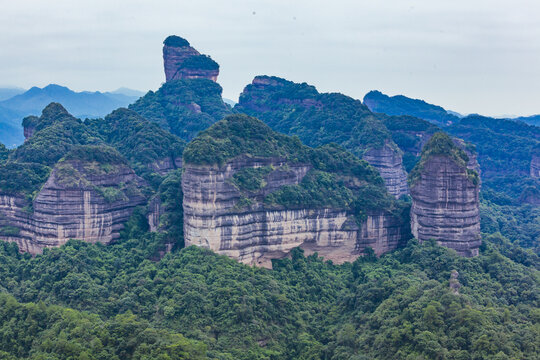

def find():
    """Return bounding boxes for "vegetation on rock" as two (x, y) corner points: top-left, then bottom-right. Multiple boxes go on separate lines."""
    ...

(163, 35), (190, 47)
(130, 79), (231, 141)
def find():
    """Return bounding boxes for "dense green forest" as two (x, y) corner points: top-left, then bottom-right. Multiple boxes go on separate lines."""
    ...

(234, 76), (396, 158)
(0, 229), (538, 359)
(130, 79), (231, 141)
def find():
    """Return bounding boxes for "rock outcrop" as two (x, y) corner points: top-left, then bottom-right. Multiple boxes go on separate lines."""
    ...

(0, 152), (148, 254)
(163, 35), (219, 82)
(22, 115), (39, 141)
(410, 133), (481, 257)
(182, 114), (410, 267)
(183, 156), (407, 267)
(363, 143), (408, 197)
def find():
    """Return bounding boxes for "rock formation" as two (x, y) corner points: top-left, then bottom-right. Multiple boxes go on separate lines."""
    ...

(22, 115), (39, 141)
(183, 156), (407, 267)
(363, 143), (408, 197)
(182, 114), (409, 267)
(0, 147), (148, 254)
(449, 270), (461, 295)
(163, 35), (219, 82)
(409, 132), (481, 257)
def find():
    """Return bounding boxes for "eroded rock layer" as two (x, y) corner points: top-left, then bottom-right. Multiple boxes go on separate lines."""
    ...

(0, 160), (147, 254)
(183, 156), (406, 267)
(363, 144), (408, 197)
(410, 155), (481, 257)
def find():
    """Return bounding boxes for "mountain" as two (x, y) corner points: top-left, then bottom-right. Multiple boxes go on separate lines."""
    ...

(235, 76), (409, 197)
(363, 90), (460, 126)
(0, 84), (142, 148)
(129, 36), (231, 142)
(514, 114), (540, 127)
(0, 87), (25, 101)
(0, 34), (539, 360)
(182, 113), (410, 266)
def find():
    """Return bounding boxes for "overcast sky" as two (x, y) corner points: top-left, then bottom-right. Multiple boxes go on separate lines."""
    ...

(1, 0), (539, 117)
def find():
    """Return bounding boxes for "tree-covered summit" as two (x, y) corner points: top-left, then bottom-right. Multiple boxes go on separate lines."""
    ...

(182, 55), (219, 71)
(184, 113), (401, 219)
(409, 132), (479, 186)
(163, 35), (190, 47)
(130, 79), (231, 141)
(235, 75), (398, 157)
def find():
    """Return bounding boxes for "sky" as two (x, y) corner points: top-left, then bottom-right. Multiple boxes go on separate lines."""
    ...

(0, 0), (539, 117)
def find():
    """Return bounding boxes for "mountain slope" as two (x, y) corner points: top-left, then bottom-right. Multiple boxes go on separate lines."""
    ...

(363, 90), (459, 126)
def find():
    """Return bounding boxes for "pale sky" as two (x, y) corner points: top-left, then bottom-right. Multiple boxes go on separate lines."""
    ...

(1, 0), (539, 117)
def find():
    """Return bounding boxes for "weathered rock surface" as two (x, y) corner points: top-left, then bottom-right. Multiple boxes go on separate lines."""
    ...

(163, 35), (219, 82)
(183, 155), (407, 267)
(410, 155), (481, 257)
(363, 144), (408, 198)
(0, 160), (147, 254)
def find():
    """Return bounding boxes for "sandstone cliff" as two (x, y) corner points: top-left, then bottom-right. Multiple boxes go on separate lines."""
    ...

(410, 133), (481, 257)
(363, 143), (408, 198)
(182, 114), (409, 267)
(0, 147), (148, 254)
(163, 35), (219, 82)
(183, 156), (407, 267)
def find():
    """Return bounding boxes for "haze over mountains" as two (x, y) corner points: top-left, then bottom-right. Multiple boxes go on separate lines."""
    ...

(0, 85), (144, 147)
(363, 90), (540, 127)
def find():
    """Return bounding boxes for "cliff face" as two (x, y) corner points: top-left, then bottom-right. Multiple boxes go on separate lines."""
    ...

(363, 144), (408, 198)
(163, 36), (219, 82)
(183, 155), (406, 267)
(0, 159), (147, 254)
(410, 134), (481, 257)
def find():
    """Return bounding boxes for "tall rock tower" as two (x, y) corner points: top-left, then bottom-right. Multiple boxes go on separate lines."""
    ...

(163, 35), (219, 82)
(409, 132), (481, 257)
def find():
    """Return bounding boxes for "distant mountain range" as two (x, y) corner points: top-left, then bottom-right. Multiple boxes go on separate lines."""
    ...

(363, 90), (540, 127)
(0, 85), (144, 147)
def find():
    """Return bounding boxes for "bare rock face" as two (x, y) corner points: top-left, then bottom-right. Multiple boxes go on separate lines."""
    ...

(22, 115), (39, 141)
(363, 143), (408, 198)
(0, 159), (147, 254)
(410, 133), (481, 257)
(183, 155), (407, 267)
(163, 35), (219, 82)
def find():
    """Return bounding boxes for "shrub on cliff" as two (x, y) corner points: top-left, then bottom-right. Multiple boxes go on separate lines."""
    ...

(181, 55), (219, 71)
(408, 132), (476, 186)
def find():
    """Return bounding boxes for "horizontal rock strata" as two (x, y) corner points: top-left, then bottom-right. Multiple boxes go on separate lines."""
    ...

(410, 156), (481, 257)
(183, 156), (406, 267)
(0, 160), (147, 254)
(363, 144), (408, 198)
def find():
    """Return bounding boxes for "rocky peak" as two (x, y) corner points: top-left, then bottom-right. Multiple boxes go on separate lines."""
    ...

(409, 132), (481, 257)
(163, 35), (219, 82)
(0, 145), (148, 254)
(182, 114), (410, 267)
